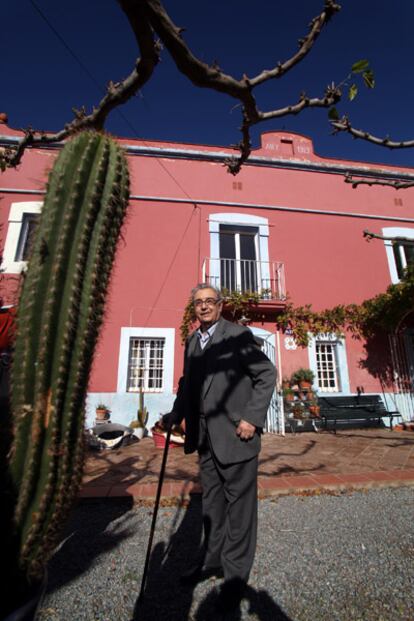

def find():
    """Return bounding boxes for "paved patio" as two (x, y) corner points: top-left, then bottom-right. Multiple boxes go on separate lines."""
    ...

(81, 427), (414, 501)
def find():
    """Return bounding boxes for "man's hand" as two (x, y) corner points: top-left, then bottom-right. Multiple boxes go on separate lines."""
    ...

(161, 411), (179, 429)
(236, 419), (256, 441)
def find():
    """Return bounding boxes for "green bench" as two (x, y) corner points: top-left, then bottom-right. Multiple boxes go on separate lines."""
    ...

(318, 395), (400, 434)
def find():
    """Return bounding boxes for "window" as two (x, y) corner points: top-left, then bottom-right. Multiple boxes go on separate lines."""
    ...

(1, 202), (42, 273)
(315, 341), (340, 392)
(117, 327), (175, 395)
(208, 214), (272, 295)
(382, 227), (414, 284)
(14, 213), (39, 261)
(219, 224), (259, 292)
(127, 338), (165, 392)
(392, 242), (414, 279)
(308, 333), (350, 395)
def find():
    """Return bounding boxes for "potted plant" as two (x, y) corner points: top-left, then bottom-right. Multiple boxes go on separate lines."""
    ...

(308, 401), (321, 417)
(291, 368), (315, 390)
(292, 402), (305, 420)
(281, 377), (291, 390)
(151, 420), (185, 448)
(95, 403), (110, 421)
(129, 391), (148, 440)
(0, 132), (130, 619)
(282, 386), (295, 402)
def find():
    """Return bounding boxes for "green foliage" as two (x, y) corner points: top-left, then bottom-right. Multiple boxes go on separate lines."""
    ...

(348, 83), (358, 101)
(362, 69), (375, 89)
(137, 406), (149, 428)
(276, 267), (414, 347)
(3, 131), (129, 612)
(351, 59), (375, 90)
(328, 59), (375, 120)
(180, 295), (197, 342)
(351, 59), (370, 73)
(180, 288), (262, 342)
(291, 368), (315, 384)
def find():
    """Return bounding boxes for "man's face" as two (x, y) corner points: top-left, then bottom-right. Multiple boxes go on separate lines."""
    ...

(193, 287), (223, 329)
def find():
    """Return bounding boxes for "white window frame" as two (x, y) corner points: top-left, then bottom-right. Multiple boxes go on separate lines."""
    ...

(117, 327), (175, 394)
(209, 213), (270, 291)
(1, 202), (42, 273)
(308, 333), (350, 395)
(127, 337), (165, 393)
(382, 226), (414, 284)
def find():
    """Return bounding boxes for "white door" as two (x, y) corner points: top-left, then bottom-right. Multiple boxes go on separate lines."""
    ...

(250, 327), (284, 434)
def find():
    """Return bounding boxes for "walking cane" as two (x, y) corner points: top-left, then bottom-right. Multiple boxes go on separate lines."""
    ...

(139, 422), (173, 600)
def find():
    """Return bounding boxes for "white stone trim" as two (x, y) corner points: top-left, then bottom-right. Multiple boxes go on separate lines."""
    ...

(1, 201), (42, 273)
(308, 333), (350, 395)
(117, 327), (175, 394)
(208, 212), (270, 285)
(382, 226), (414, 284)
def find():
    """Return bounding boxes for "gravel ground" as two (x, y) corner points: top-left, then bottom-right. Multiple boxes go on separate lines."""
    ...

(37, 487), (414, 621)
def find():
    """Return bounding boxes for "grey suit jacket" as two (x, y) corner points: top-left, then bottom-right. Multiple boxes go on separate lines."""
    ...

(172, 317), (276, 464)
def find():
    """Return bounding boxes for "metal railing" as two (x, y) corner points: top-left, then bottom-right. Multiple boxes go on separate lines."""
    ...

(202, 258), (285, 300)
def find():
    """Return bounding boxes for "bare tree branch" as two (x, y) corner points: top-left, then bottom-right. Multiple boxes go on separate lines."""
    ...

(249, 0), (341, 87)
(225, 85), (341, 174)
(345, 173), (414, 190)
(363, 230), (414, 243)
(3, 3), (159, 168)
(332, 116), (414, 149)
(124, 0), (342, 173)
(2, 0), (343, 173)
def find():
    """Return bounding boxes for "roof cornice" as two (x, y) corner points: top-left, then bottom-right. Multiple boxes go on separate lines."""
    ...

(1, 134), (414, 182)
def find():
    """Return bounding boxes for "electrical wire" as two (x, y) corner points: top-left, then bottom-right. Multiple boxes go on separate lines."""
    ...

(29, 0), (204, 324)
(29, 0), (197, 203)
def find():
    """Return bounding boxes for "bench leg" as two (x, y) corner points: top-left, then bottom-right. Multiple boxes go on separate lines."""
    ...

(312, 419), (320, 433)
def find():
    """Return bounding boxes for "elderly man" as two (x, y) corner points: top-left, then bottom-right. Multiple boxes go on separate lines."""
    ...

(164, 283), (276, 609)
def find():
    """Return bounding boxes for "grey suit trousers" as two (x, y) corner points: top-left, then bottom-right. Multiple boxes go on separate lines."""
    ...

(198, 417), (258, 582)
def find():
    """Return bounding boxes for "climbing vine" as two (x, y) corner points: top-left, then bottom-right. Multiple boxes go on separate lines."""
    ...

(276, 268), (414, 346)
(180, 271), (414, 346)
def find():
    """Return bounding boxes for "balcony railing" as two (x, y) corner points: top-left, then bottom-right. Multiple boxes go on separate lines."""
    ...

(202, 258), (286, 301)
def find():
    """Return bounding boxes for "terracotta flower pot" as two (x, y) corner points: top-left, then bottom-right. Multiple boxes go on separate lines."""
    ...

(95, 408), (108, 421)
(152, 430), (184, 449)
(309, 405), (320, 417)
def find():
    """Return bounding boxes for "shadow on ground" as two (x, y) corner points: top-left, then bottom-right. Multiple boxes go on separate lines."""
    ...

(45, 497), (134, 595)
(131, 494), (291, 621)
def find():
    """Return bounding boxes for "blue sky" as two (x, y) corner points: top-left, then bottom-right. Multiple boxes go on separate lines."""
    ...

(2, 0), (413, 167)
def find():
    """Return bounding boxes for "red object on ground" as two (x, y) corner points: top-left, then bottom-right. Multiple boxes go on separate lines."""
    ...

(0, 307), (15, 350)
(152, 430), (184, 449)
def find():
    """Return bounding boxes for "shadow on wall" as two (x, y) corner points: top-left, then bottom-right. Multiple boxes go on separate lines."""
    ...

(360, 314), (414, 391)
(359, 332), (395, 390)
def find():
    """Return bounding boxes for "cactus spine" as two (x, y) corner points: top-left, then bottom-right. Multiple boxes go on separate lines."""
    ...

(7, 131), (130, 586)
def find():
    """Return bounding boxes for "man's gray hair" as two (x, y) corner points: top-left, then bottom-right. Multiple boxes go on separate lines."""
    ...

(191, 283), (222, 301)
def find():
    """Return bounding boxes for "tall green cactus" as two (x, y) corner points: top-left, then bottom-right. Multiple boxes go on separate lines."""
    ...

(4, 131), (129, 605)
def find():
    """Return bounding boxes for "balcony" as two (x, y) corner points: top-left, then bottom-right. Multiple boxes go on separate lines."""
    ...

(202, 258), (286, 302)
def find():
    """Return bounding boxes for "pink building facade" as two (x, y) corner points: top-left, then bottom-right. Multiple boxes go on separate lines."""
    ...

(2, 120), (414, 431)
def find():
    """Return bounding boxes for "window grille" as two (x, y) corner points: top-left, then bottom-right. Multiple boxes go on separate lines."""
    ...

(219, 224), (259, 292)
(316, 341), (340, 392)
(127, 338), (165, 392)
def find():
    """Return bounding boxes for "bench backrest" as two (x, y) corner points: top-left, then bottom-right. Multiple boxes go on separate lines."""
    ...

(318, 395), (387, 412)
